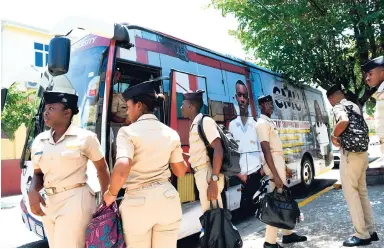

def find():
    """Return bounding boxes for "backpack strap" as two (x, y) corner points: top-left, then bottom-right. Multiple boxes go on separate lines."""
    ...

(197, 114), (211, 148)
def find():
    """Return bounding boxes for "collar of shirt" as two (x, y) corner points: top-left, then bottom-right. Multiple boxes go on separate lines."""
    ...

(260, 114), (272, 122)
(234, 115), (254, 129)
(137, 114), (158, 122)
(40, 123), (79, 144)
(377, 81), (384, 92)
(192, 113), (203, 126)
(260, 114), (276, 128)
(340, 98), (348, 104)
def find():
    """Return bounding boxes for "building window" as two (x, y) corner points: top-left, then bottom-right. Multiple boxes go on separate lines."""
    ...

(34, 42), (49, 67)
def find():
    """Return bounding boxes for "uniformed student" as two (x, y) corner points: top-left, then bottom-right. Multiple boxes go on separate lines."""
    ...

(103, 80), (188, 248)
(256, 95), (307, 248)
(111, 70), (130, 132)
(180, 90), (225, 212)
(362, 56), (384, 153)
(327, 85), (378, 247)
(28, 90), (111, 248)
(229, 80), (263, 214)
(111, 70), (130, 164)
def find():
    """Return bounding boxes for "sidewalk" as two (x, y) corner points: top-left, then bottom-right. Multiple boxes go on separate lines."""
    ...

(1, 194), (23, 209)
(237, 185), (384, 248)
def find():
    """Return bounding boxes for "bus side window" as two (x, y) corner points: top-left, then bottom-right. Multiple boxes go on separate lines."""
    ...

(209, 99), (236, 128)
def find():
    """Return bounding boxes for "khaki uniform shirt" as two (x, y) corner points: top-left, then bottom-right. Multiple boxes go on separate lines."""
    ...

(256, 114), (283, 176)
(111, 93), (128, 120)
(188, 113), (220, 168)
(332, 99), (361, 122)
(256, 114), (283, 153)
(116, 114), (184, 189)
(373, 82), (384, 138)
(31, 124), (104, 189)
(332, 99), (361, 153)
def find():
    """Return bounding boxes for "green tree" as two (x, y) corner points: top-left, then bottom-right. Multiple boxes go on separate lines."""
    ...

(209, 0), (384, 114)
(1, 85), (37, 140)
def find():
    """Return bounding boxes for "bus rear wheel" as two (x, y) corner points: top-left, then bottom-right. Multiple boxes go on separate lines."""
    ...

(301, 158), (314, 189)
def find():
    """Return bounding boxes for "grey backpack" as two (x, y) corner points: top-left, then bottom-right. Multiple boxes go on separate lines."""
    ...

(197, 115), (241, 177)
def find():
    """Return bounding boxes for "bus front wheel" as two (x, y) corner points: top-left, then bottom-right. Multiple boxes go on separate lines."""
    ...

(301, 158), (314, 189)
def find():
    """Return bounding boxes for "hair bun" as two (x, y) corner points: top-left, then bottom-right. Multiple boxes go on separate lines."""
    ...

(72, 107), (79, 115)
(156, 94), (165, 105)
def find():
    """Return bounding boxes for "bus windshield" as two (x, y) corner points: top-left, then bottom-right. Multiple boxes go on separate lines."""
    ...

(63, 46), (106, 106)
(50, 45), (108, 130)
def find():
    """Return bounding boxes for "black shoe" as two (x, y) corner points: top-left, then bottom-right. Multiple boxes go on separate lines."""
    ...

(282, 233), (308, 244)
(343, 236), (371, 247)
(370, 232), (379, 242)
(263, 242), (283, 248)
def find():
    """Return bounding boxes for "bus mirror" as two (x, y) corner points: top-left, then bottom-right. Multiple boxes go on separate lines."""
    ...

(48, 37), (71, 76)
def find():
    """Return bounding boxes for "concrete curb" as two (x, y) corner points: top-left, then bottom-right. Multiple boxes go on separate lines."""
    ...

(333, 167), (384, 190)
(367, 158), (384, 185)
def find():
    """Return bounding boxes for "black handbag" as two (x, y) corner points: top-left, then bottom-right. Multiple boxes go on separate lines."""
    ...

(255, 186), (300, 230)
(199, 201), (243, 248)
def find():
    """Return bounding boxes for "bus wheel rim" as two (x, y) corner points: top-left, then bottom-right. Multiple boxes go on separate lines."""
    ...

(303, 162), (312, 185)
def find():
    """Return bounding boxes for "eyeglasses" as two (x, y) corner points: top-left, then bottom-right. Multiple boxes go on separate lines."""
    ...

(236, 93), (249, 99)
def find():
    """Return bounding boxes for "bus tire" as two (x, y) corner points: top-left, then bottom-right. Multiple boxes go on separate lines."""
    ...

(301, 157), (314, 189)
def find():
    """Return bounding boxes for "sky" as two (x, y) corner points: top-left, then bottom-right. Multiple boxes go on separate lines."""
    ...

(0, 0), (247, 59)
(0, 0), (332, 111)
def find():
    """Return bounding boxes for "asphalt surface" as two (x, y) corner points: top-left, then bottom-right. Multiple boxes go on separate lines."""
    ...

(2, 169), (382, 248)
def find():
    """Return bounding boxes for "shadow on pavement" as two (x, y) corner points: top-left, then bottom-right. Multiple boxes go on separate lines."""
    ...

(17, 240), (48, 248)
(290, 179), (338, 200)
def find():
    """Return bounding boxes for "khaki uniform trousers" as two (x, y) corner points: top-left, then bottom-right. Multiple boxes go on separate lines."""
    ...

(264, 153), (293, 244)
(193, 163), (225, 212)
(340, 150), (375, 239)
(120, 181), (182, 248)
(42, 185), (96, 248)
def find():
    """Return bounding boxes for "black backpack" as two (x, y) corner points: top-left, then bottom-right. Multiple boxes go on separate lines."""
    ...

(199, 201), (243, 248)
(338, 105), (369, 152)
(197, 115), (241, 177)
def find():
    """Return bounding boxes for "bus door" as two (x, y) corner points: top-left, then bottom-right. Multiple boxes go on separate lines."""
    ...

(169, 69), (208, 203)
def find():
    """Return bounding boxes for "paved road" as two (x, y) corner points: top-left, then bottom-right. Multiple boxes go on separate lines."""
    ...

(2, 169), (382, 248)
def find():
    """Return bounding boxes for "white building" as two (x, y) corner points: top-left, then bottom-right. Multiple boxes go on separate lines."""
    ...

(0, 20), (54, 90)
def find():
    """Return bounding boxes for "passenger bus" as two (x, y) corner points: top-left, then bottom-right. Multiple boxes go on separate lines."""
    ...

(16, 17), (333, 240)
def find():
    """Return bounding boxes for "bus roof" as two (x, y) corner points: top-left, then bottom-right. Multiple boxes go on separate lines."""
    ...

(126, 24), (281, 77)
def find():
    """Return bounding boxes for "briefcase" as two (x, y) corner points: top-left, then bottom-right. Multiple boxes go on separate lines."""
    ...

(255, 186), (300, 230)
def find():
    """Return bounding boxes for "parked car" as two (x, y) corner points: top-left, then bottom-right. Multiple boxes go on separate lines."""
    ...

(333, 147), (340, 166)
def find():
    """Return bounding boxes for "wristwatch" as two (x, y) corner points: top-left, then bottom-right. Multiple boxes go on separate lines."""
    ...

(211, 174), (219, 182)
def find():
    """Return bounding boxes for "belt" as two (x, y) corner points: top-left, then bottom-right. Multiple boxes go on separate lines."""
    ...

(45, 183), (86, 196)
(126, 179), (169, 192)
(192, 164), (208, 173)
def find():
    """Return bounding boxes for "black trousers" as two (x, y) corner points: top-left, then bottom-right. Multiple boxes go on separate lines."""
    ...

(240, 171), (263, 213)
